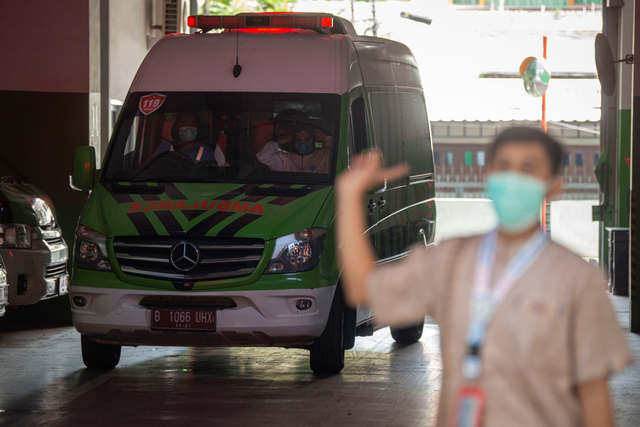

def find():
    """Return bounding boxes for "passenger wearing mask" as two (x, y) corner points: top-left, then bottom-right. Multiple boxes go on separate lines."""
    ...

(156, 113), (216, 162)
(257, 110), (331, 174)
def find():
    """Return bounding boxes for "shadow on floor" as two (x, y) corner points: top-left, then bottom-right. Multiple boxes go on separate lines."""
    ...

(0, 295), (72, 332)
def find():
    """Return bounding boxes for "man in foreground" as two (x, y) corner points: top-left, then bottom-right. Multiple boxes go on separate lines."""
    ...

(336, 127), (631, 427)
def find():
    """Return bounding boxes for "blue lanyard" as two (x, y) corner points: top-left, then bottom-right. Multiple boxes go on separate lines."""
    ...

(463, 229), (548, 381)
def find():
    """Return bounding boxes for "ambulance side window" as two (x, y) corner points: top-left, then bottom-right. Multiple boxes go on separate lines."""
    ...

(349, 97), (368, 156)
(370, 92), (404, 187)
(398, 93), (434, 176)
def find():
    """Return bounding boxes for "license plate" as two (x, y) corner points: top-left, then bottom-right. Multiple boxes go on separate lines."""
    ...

(151, 309), (216, 331)
(58, 275), (69, 295)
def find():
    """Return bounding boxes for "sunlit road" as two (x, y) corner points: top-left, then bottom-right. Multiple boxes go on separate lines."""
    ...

(0, 322), (442, 427)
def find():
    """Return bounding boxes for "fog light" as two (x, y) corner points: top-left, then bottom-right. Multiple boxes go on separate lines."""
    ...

(295, 299), (313, 311)
(97, 260), (110, 270)
(72, 296), (87, 308)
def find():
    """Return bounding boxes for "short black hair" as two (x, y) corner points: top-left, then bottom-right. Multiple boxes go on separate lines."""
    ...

(488, 127), (564, 176)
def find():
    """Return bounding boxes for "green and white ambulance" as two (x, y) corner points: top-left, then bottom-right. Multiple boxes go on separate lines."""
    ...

(70, 13), (436, 373)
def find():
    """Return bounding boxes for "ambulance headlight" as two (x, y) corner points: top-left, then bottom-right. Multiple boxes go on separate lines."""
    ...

(74, 226), (111, 271)
(266, 228), (326, 274)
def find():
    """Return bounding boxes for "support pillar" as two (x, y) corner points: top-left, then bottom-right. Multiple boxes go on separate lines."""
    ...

(599, 4), (621, 274)
(618, 2), (634, 229)
(630, 0), (640, 333)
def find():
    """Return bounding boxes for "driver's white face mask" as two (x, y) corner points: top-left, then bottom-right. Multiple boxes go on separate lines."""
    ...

(179, 126), (197, 142)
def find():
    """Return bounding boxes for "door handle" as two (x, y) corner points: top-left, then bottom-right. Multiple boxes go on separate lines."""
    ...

(368, 198), (377, 214)
(378, 197), (386, 209)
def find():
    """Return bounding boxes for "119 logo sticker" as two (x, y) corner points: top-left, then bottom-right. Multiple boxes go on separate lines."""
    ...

(139, 93), (167, 115)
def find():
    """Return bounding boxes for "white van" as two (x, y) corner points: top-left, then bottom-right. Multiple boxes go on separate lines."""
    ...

(70, 13), (436, 373)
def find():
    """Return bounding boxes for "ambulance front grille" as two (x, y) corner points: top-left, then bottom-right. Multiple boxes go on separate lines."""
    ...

(112, 236), (264, 282)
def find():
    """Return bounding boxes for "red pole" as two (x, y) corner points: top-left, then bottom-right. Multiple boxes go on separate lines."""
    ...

(542, 36), (548, 133)
(542, 36), (548, 233)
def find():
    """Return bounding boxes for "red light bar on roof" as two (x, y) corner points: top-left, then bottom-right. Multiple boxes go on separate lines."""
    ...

(198, 16), (221, 27)
(187, 14), (333, 32)
(271, 16), (294, 27)
(320, 17), (333, 28)
(221, 16), (245, 27)
(294, 17), (317, 27)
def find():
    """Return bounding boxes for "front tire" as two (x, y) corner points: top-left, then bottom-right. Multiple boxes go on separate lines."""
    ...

(310, 287), (345, 374)
(390, 320), (424, 344)
(81, 335), (121, 370)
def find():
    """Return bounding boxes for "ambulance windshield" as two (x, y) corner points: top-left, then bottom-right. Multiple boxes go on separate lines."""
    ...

(103, 92), (341, 184)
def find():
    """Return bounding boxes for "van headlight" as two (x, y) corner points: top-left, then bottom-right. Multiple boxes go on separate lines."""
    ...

(266, 228), (326, 274)
(0, 224), (32, 248)
(31, 197), (54, 227)
(74, 226), (111, 271)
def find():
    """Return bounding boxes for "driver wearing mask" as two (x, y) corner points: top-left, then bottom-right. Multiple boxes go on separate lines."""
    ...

(257, 110), (330, 174)
(156, 113), (216, 162)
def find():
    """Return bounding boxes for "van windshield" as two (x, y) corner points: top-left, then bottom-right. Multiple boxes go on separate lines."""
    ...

(103, 92), (341, 184)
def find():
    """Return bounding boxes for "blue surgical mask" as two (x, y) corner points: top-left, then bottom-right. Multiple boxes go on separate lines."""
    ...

(486, 171), (547, 233)
(179, 126), (197, 142)
(296, 140), (313, 156)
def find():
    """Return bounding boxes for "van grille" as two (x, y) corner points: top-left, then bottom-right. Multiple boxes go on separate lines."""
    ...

(44, 236), (64, 245)
(113, 236), (264, 282)
(45, 263), (67, 279)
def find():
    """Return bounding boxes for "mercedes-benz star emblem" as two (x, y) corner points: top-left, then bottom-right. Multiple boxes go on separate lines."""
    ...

(170, 242), (200, 272)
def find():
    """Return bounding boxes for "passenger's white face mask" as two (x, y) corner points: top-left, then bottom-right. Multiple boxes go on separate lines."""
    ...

(179, 126), (197, 142)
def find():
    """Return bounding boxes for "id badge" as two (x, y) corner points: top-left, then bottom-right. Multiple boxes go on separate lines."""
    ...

(451, 386), (486, 427)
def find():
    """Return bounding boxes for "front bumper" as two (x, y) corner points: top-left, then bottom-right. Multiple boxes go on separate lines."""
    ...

(1, 237), (69, 306)
(71, 285), (335, 347)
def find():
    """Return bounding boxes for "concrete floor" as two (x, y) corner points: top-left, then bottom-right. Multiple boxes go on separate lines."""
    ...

(0, 297), (638, 427)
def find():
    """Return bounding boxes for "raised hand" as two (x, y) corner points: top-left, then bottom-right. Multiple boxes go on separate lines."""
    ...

(336, 150), (410, 196)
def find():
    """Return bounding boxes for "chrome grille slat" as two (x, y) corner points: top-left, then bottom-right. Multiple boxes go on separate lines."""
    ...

(45, 263), (68, 279)
(112, 242), (173, 249)
(116, 254), (171, 263)
(113, 236), (264, 282)
(200, 256), (261, 265)
(120, 266), (255, 280)
(44, 237), (64, 245)
(199, 244), (264, 250)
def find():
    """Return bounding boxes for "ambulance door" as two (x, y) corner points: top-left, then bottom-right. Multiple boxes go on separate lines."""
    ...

(348, 94), (376, 249)
(369, 91), (409, 261)
(399, 91), (436, 247)
(348, 91), (377, 326)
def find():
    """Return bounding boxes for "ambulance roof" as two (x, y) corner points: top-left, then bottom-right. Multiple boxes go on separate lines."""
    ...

(130, 32), (422, 95)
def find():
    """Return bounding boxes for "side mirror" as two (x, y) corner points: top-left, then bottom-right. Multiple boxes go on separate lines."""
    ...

(70, 146), (96, 191)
